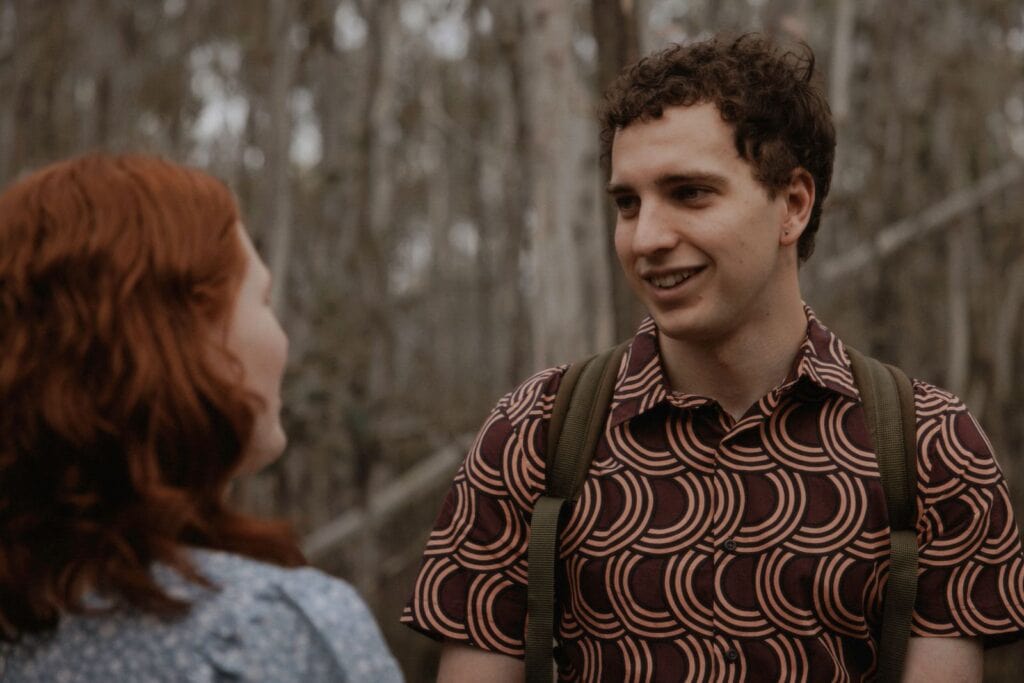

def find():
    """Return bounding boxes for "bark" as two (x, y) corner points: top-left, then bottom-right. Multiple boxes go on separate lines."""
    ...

(591, 0), (646, 342)
(265, 0), (296, 316)
(946, 223), (970, 395)
(828, 0), (855, 124)
(494, 1), (533, 383)
(522, 0), (584, 368)
(467, 0), (499, 400)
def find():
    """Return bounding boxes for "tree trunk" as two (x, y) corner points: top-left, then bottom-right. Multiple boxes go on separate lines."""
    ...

(828, 0), (855, 125)
(591, 0), (646, 342)
(522, 0), (584, 368)
(946, 222), (970, 395)
(494, 1), (533, 385)
(266, 0), (296, 316)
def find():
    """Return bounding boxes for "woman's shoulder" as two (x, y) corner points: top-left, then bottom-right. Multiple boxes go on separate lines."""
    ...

(0, 551), (403, 682)
(183, 549), (403, 682)
(177, 547), (327, 595)
(184, 549), (375, 626)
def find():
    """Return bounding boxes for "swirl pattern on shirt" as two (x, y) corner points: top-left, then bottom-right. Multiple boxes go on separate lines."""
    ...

(403, 311), (1024, 681)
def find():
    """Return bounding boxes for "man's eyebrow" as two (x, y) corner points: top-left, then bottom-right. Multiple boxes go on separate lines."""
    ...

(655, 172), (728, 187)
(606, 172), (728, 195)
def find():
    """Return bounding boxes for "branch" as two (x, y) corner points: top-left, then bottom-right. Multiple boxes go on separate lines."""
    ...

(301, 433), (473, 562)
(814, 160), (1024, 284)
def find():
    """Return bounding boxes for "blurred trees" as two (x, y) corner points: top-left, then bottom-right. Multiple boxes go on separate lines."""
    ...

(1, 0), (1022, 679)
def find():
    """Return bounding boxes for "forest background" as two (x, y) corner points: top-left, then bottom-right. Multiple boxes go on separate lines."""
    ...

(2, 0), (1023, 679)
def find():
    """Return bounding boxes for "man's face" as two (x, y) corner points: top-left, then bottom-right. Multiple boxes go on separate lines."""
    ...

(608, 102), (800, 345)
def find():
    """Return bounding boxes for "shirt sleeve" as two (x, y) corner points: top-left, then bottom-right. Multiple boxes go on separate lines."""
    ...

(401, 366), (564, 657)
(911, 382), (1024, 646)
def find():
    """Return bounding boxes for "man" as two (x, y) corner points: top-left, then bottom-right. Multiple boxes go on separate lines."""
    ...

(402, 35), (1024, 681)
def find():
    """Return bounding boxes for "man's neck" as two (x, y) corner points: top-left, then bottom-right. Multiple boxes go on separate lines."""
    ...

(658, 299), (808, 421)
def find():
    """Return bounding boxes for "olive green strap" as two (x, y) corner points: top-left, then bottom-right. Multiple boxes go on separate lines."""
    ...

(525, 343), (628, 683)
(848, 347), (918, 683)
(525, 495), (570, 683)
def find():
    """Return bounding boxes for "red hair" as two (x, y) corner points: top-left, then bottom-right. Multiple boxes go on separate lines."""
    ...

(0, 154), (303, 640)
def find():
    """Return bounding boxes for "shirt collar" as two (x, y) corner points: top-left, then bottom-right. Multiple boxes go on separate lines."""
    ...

(608, 305), (859, 428)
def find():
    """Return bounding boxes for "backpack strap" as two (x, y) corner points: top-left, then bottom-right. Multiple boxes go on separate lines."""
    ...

(525, 342), (629, 683)
(847, 347), (919, 683)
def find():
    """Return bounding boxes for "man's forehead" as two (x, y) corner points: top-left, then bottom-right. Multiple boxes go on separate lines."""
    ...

(609, 104), (741, 183)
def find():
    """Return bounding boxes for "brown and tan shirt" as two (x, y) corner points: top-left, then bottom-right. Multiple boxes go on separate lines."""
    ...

(403, 311), (1024, 681)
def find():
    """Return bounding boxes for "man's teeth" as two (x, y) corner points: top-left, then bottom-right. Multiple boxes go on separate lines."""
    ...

(649, 270), (699, 288)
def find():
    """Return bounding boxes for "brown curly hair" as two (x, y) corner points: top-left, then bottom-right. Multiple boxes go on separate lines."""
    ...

(0, 154), (303, 640)
(599, 34), (836, 262)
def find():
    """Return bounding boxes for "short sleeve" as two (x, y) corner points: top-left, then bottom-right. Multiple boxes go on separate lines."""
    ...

(912, 382), (1024, 646)
(401, 367), (564, 657)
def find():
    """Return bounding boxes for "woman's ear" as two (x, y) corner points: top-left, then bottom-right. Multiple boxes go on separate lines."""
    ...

(780, 168), (815, 247)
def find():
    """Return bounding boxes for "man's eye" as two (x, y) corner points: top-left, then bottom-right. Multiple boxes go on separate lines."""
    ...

(614, 196), (639, 214)
(673, 186), (710, 202)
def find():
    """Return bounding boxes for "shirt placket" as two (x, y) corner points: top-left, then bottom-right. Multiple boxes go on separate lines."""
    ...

(709, 408), (759, 675)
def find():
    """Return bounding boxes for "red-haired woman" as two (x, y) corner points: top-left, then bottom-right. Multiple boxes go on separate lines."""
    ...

(0, 154), (402, 682)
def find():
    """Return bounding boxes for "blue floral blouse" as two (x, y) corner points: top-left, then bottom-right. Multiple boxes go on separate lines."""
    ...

(0, 549), (404, 682)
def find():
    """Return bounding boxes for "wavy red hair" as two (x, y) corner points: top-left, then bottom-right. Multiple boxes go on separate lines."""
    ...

(0, 154), (303, 640)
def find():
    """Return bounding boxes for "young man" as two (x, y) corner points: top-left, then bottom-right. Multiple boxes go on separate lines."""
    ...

(402, 35), (1024, 681)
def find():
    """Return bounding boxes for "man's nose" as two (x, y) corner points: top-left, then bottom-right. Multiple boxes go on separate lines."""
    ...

(631, 200), (680, 255)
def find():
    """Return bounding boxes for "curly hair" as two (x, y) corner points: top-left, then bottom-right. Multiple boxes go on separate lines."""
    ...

(599, 34), (836, 262)
(0, 154), (303, 640)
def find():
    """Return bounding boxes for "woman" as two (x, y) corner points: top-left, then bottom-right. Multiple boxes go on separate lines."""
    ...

(0, 154), (403, 682)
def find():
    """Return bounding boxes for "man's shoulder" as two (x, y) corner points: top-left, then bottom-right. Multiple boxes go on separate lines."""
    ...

(905, 377), (999, 463)
(494, 336), (653, 433)
(909, 377), (970, 417)
(494, 363), (570, 430)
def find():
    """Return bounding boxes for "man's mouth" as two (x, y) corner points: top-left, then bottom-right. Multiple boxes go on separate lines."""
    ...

(644, 266), (706, 289)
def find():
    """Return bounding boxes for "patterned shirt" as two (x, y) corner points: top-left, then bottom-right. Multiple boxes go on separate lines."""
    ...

(403, 311), (1024, 681)
(1, 549), (404, 682)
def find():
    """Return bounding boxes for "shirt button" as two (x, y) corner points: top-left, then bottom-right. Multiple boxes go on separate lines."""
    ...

(723, 539), (737, 552)
(725, 648), (739, 662)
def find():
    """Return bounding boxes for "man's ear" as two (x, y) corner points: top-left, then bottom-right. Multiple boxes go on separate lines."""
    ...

(780, 168), (815, 247)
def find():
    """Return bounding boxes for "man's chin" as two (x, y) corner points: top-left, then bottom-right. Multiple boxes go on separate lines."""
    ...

(649, 307), (719, 344)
